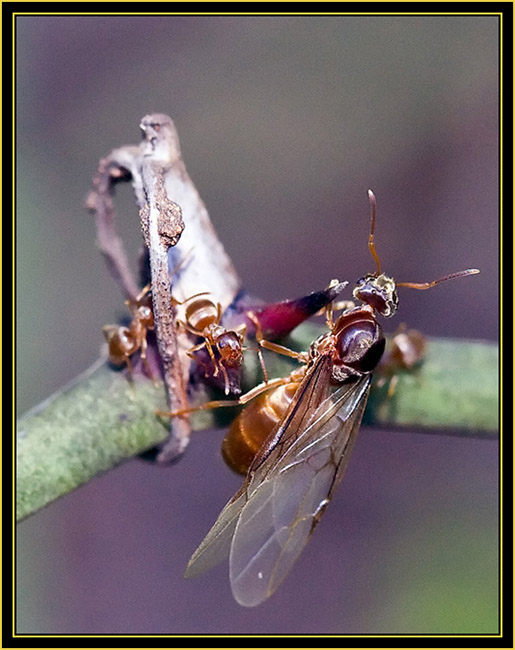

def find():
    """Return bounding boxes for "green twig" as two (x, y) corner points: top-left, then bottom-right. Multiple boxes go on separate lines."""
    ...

(16, 331), (498, 521)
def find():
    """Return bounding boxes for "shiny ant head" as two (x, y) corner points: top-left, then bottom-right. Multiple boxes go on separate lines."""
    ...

(127, 289), (154, 329)
(352, 190), (479, 318)
(353, 273), (398, 318)
(217, 331), (244, 367)
(136, 302), (154, 329)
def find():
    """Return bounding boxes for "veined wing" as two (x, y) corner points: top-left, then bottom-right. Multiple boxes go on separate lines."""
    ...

(184, 354), (333, 580)
(184, 485), (247, 579)
(229, 372), (371, 607)
(185, 353), (371, 607)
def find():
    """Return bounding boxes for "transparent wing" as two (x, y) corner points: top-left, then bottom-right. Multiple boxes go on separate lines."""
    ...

(185, 355), (371, 607)
(184, 486), (247, 578)
(229, 374), (371, 607)
(184, 354), (333, 580)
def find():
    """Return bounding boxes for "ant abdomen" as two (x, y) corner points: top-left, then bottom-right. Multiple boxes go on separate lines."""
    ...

(103, 326), (138, 365)
(221, 382), (301, 475)
(184, 297), (218, 332)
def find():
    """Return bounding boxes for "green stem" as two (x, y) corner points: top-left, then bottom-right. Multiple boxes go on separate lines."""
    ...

(16, 332), (498, 521)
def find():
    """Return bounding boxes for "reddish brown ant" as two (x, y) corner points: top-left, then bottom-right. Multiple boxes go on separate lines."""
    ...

(103, 284), (155, 381)
(172, 292), (267, 396)
(162, 189), (479, 607)
(376, 324), (427, 396)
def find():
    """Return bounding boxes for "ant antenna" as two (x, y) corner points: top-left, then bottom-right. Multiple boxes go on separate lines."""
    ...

(366, 190), (479, 290)
(367, 189), (382, 275)
(170, 246), (195, 279)
(396, 268), (480, 290)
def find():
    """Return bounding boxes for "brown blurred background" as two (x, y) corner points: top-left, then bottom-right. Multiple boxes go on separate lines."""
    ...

(16, 15), (498, 634)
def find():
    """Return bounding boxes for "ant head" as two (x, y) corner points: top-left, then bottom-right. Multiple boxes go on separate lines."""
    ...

(352, 190), (479, 318)
(137, 303), (154, 329)
(134, 291), (154, 329)
(217, 331), (244, 367)
(353, 272), (398, 317)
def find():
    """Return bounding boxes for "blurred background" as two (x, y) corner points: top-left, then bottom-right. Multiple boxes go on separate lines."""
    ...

(16, 15), (499, 635)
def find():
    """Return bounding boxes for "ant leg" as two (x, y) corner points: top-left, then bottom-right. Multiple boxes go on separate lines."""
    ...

(204, 340), (220, 377)
(332, 300), (355, 311)
(324, 299), (334, 331)
(255, 347), (268, 383)
(234, 322), (247, 335)
(125, 284), (152, 316)
(322, 278), (340, 330)
(185, 341), (213, 375)
(187, 354), (211, 376)
(138, 337), (161, 388)
(246, 311), (307, 363)
(244, 346), (269, 384)
(320, 280), (354, 329)
(236, 322), (270, 383)
(186, 341), (207, 356)
(310, 280), (354, 326)
(123, 356), (136, 399)
(139, 336), (151, 377)
(176, 318), (204, 338)
(135, 283), (151, 302)
(171, 292), (211, 307)
(186, 340), (221, 378)
(156, 375), (292, 418)
(219, 363), (231, 396)
(124, 356), (134, 381)
(325, 299), (355, 329)
(169, 247), (195, 279)
(375, 374), (398, 398)
(386, 374), (399, 398)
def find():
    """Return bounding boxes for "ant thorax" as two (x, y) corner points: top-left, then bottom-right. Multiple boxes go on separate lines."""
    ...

(307, 331), (336, 363)
(353, 273), (398, 318)
(205, 322), (226, 341)
(308, 305), (386, 383)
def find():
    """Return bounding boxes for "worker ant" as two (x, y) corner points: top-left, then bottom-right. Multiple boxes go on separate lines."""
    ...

(172, 292), (267, 395)
(102, 284), (155, 381)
